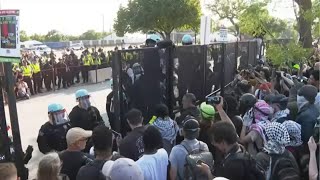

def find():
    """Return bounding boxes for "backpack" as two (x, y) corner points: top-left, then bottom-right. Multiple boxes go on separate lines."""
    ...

(181, 141), (213, 180)
(226, 149), (266, 180)
(256, 151), (300, 180)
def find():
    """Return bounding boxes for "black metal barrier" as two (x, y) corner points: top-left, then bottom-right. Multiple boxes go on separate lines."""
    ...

(112, 41), (257, 133)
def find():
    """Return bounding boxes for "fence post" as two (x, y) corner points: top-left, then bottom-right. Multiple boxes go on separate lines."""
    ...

(166, 46), (175, 118)
(247, 41), (250, 67)
(4, 62), (28, 180)
(112, 51), (122, 133)
(0, 77), (11, 162)
(220, 43), (226, 97)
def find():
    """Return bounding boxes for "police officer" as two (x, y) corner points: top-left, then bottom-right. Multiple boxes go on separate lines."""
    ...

(70, 50), (80, 83)
(31, 58), (43, 94)
(182, 34), (193, 45)
(37, 103), (71, 154)
(69, 89), (103, 131)
(145, 34), (161, 47)
(55, 58), (68, 89)
(42, 59), (54, 91)
(81, 50), (93, 83)
(20, 60), (34, 95)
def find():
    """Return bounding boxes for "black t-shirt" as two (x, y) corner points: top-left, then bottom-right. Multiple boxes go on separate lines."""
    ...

(119, 126), (145, 161)
(214, 145), (247, 180)
(69, 106), (103, 131)
(59, 151), (93, 180)
(76, 159), (106, 180)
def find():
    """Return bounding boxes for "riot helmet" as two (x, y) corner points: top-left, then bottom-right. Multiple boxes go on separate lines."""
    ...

(75, 89), (91, 110)
(146, 34), (161, 47)
(239, 93), (257, 115)
(182, 34), (193, 45)
(48, 103), (69, 126)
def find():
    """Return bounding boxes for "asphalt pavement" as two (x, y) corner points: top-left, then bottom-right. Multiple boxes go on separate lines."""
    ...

(4, 81), (111, 179)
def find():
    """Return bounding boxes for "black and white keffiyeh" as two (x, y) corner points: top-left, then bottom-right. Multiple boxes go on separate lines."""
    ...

(264, 122), (290, 154)
(282, 120), (302, 147)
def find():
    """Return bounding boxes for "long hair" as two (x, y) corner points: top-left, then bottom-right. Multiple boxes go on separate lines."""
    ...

(37, 152), (61, 180)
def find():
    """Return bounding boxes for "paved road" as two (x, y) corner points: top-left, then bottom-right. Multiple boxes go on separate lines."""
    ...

(5, 81), (111, 179)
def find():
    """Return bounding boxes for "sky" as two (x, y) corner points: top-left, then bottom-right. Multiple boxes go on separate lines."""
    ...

(1, 0), (296, 36)
(0, 0), (128, 35)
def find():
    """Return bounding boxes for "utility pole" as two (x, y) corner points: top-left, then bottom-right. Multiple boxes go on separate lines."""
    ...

(102, 14), (105, 35)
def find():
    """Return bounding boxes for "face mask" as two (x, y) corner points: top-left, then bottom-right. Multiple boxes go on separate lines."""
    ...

(297, 95), (308, 111)
(80, 98), (91, 110)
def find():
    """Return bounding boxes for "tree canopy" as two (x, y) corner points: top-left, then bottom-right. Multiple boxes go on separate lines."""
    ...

(20, 30), (111, 42)
(113, 0), (201, 40)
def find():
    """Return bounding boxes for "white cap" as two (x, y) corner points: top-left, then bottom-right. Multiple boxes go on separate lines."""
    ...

(102, 158), (144, 180)
(66, 127), (92, 146)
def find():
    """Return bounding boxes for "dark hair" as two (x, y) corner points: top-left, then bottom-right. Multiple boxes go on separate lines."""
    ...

(154, 104), (169, 118)
(311, 70), (319, 81)
(126, 108), (143, 126)
(92, 125), (113, 152)
(143, 126), (163, 151)
(261, 67), (271, 82)
(184, 93), (197, 105)
(209, 121), (238, 145)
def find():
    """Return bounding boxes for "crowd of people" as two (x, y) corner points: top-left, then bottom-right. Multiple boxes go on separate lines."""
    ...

(12, 47), (109, 100)
(0, 34), (319, 180)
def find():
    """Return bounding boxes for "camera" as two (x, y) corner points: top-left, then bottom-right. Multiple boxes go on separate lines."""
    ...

(206, 96), (221, 105)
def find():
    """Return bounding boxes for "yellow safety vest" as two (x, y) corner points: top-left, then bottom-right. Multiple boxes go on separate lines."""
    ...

(31, 63), (41, 73)
(93, 57), (101, 65)
(21, 65), (32, 77)
(12, 63), (20, 72)
(84, 55), (93, 66)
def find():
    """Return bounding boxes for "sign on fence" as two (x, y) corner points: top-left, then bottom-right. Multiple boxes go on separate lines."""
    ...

(0, 10), (20, 63)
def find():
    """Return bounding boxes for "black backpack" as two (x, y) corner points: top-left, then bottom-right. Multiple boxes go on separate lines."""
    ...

(256, 151), (300, 180)
(226, 149), (266, 180)
(181, 141), (213, 180)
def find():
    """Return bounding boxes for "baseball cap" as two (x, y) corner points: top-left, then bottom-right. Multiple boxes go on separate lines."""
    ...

(102, 158), (144, 180)
(200, 102), (215, 120)
(269, 94), (289, 104)
(66, 127), (92, 145)
(183, 119), (200, 132)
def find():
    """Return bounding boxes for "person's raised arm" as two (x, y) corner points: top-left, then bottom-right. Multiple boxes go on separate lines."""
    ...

(214, 96), (235, 129)
(308, 137), (318, 180)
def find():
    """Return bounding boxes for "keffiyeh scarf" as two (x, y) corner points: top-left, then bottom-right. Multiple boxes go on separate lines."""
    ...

(282, 120), (302, 147)
(264, 122), (290, 154)
(153, 117), (179, 143)
(271, 109), (290, 122)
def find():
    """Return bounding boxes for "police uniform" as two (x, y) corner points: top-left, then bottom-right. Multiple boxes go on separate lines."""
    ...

(82, 53), (93, 83)
(31, 62), (42, 94)
(21, 64), (34, 95)
(37, 122), (70, 154)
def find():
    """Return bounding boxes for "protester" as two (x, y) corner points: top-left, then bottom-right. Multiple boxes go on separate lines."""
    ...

(176, 93), (200, 125)
(308, 137), (319, 180)
(282, 120), (303, 160)
(256, 122), (300, 180)
(37, 152), (69, 180)
(169, 118), (209, 180)
(69, 89), (103, 131)
(296, 85), (319, 149)
(77, 125), (117, 180)
(37, 103), (70, 154)
(240, 100), (272, 155)
(198, 121), (263, 180)
(0, 163), (18, 180)
(136, 126), (168, 180)
(102, 158), (144, 180)
(119, 109), (145, 161)
(59, 127), (93, 180)
(268, 94), (290, 123)
(308, 70), (320, 110)
(150, 104), (179, 153)
(198, 102), (216, 154)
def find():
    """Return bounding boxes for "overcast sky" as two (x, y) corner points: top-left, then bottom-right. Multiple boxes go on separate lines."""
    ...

(1, 0), (295, 35)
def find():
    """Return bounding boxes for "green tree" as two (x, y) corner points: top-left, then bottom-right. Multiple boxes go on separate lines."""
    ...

(207, 0), (248, 36)
(295, 0), (313, 48)
(113, 0), (201, 40)
(239, 3), (288, 39)
(44, 29), (67, 42)
(79, 30), (110, 40)
(20, 30), (30, 42)
(29, 33), (45, 42)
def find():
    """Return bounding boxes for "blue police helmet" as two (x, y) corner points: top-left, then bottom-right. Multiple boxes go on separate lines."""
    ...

(75, 89), (89, 99)
(48, 103), (64, 113)
(182, 34), (193, 45)
(146, 34), (161, 43)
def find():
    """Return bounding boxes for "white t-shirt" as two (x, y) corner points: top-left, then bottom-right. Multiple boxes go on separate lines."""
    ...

(136, 148), (168, 180)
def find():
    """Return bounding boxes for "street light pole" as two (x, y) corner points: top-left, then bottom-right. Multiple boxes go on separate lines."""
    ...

(102, 14), (105, 34)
